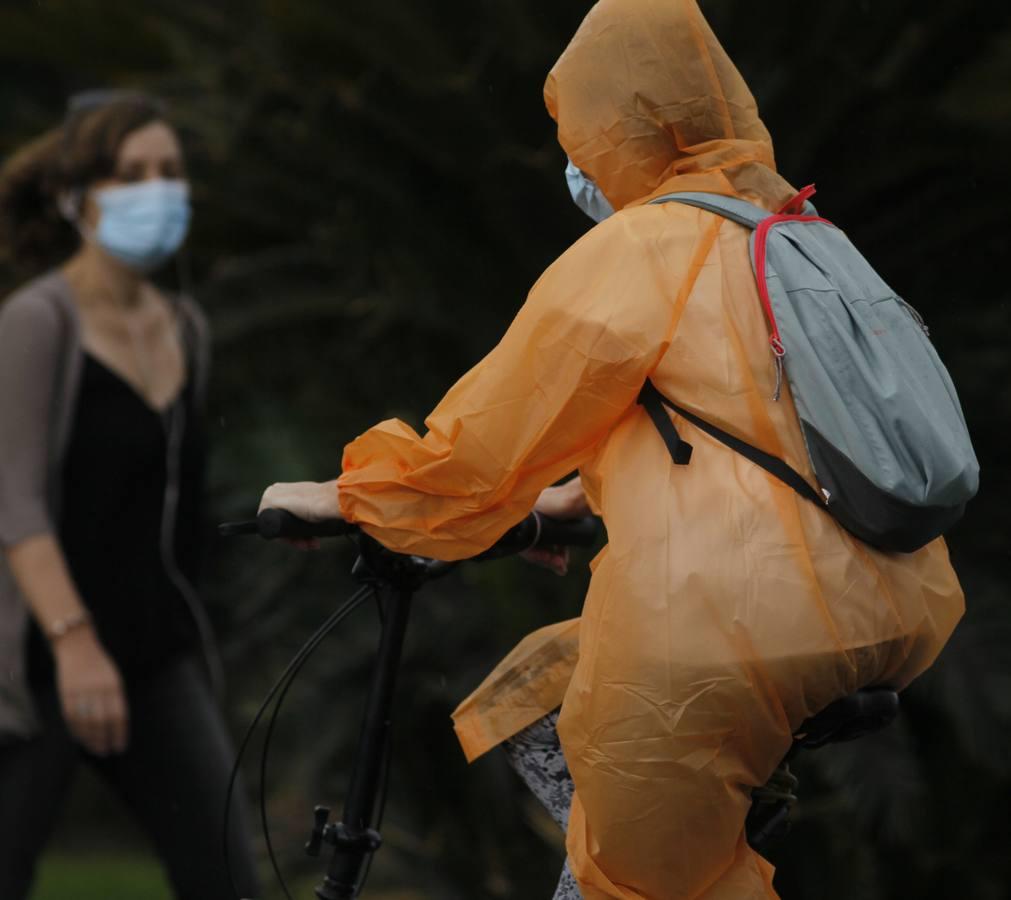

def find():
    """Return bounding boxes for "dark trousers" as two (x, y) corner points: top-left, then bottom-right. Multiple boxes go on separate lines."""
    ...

(0, 657), (259, 900)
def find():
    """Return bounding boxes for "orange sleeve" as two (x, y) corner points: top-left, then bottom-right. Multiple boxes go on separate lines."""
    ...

(337, 206), (711, 559)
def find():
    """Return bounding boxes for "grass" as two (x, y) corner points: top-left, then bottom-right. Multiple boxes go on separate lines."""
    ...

(31, 853), (173, 900)
(29, 854), (426, 899)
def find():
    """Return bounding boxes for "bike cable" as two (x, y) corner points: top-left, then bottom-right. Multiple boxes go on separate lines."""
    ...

(258, 584), (377, 899)
(225, 583), (375, 900)
(355, 720), (393, 896)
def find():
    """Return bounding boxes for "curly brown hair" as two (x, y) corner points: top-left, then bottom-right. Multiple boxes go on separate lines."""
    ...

(0, 92), (168, 274)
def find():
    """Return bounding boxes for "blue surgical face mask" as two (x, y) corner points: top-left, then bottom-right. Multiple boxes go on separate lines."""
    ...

(92, 179), (191, 271)
(565, 158), (615, 223)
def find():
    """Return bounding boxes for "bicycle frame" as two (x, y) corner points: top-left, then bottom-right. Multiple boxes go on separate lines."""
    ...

(221, 509), (597, 899)
(305, 538), (452, 899)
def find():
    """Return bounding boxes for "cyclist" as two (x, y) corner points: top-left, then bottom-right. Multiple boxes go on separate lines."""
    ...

(259, 0), (965, 896)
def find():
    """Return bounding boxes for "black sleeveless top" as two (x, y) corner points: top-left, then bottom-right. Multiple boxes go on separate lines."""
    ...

(28, 354), (206, 684)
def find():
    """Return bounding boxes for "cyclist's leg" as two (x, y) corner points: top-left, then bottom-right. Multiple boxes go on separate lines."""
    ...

(559, 635), (913, 900)
(91, 657), (259, 900)
(0, 686), (79, 900)
(503, 709), (573, 830)
(503, 709), (582, 899)
(559, 653), (805, 900)
(553, 863), (583, 900)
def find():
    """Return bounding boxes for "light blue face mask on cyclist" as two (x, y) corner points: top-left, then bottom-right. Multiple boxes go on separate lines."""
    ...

(565, 158), (615, 223)
(92, 179), (192, 271)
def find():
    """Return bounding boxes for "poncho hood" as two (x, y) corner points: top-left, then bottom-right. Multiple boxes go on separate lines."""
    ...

(545, 0), (797, 211)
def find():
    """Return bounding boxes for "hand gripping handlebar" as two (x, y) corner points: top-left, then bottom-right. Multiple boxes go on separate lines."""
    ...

(219, 508), (599, 555)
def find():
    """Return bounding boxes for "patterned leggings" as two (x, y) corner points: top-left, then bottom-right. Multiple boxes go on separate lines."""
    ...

(502, 709), (582, 900)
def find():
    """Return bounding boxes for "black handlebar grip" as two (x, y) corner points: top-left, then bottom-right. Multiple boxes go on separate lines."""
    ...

(480, 513), (600, 559)
(218, 519), (261, 538)
(534, 514), (599, 549)
(256, 508), (353, 540)
(218, 509), (354, 540)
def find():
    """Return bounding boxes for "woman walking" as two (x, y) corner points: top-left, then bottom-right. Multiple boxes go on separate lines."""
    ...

(0, 91), (258, 899)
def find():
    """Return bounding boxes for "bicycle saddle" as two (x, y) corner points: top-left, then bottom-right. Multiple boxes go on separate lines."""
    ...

(746, 687), (901, 853)
(793, 686), (900, 751)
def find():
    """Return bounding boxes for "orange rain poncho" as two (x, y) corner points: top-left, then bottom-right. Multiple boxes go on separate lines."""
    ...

(338, 1), (965, 897)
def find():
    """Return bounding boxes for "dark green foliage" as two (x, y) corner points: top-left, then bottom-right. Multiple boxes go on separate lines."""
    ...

(2, 2), (1009, 898)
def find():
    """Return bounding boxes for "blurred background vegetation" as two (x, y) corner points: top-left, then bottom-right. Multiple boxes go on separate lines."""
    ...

(1, 1), (1009, 898)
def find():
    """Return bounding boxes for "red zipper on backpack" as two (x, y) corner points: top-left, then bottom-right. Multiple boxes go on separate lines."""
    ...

(776, 183), (817, 215)
(753, 185), (835, 398)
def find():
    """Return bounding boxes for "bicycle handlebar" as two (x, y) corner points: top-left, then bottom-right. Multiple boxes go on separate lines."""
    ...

(219, 509), (599, 555)
(474, 511), (599, 558)
(219, 509), (355, 540)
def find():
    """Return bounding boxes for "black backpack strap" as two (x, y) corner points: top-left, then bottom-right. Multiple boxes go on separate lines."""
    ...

(638, 381), (693, 465)
(638, 379), (825, 508)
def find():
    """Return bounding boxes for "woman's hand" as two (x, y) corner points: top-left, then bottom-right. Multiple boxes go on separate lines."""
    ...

(54, 626), (129, 756)
(532, 475), (592, 520)
(258, 479), (343, 550)
(522, 476), (593, 576)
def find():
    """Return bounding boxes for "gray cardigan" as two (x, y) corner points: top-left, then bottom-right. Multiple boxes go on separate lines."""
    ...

(0, 270), (210, 740)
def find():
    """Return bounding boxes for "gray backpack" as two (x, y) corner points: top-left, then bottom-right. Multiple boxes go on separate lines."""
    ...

(638, 188), (979, 553)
